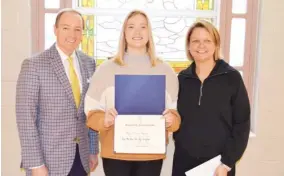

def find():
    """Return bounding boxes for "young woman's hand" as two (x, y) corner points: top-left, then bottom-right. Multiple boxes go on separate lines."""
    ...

(163, 109), (175, 127)
(104, 108), (118, 128)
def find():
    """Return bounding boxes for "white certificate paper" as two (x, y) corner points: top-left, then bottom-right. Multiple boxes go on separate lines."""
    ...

(114, 115), (166, 154)
(185, 155), (221, 176)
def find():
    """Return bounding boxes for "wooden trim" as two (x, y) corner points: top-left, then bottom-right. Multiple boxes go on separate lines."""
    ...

(234, 66), (244, 70)
(44, 9), (60, 13)
(37, 0), (45, 52)
(232, 14), (247, 18)
(32, 0), (72, 53)
(223, 0), (233, 63)
(225, 0), (259, 104)
(247, 0), (260, 102)
(61, 0), (65, 8)
(64, 0), (73, 8)
(242, 0), (252, 90)
(222, 0), (259, 104)
(31, 0), (39, 54)
(219, 0), (227, 60)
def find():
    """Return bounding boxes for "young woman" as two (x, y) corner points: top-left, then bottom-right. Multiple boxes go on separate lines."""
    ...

(85, 10), (180, 176)
(172, 21), (250, 176)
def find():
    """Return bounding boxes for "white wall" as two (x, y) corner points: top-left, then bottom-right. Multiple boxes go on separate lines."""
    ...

(2, 0), (31, 175)
(234, 0), (284, 175)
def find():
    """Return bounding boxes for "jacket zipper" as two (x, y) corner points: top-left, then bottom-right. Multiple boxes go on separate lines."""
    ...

(198, 83), (203, 106)
(182, 72), (229, 106)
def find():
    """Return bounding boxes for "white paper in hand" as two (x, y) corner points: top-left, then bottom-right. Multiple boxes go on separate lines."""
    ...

(185, 155), (221, 176)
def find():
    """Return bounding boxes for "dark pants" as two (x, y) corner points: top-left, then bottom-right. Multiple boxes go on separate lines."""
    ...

(68, 144), (87, 176)
(172, 145), (235, 176)
(102, 158), (163, 176)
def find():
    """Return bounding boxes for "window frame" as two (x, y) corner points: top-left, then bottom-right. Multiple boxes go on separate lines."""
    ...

(220, 0), (259, 133)
(31, 0), (70, 53)
(31, 0), (260, 133)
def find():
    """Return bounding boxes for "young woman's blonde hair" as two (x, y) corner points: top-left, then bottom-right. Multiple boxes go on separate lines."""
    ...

(113, 10), (158, 66)
(185, 20), (222, 61)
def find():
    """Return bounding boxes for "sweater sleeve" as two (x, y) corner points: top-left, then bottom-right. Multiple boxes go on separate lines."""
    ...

(85, 60), (113, 115)
(85, 61), (112, 133)
(164, 62), (181, 132)
(221, 72), (251, 168)
(164, 62), (179, 110)
(86, 110), (112, 131)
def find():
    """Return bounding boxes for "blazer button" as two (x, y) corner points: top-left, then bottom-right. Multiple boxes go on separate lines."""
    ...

(73, 137), (80, 144)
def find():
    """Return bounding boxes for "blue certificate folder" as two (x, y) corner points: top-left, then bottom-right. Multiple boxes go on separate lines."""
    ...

(115, 75), (165, 115)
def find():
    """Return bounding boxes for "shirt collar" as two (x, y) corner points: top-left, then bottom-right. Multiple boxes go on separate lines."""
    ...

(55, 43), (76, 62)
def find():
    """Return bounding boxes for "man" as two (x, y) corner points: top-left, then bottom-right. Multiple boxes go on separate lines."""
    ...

(16, 8), (99, 176)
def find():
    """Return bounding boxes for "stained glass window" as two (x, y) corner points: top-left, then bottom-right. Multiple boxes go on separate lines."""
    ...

(196, 17), (215, 23)
(95, 16), (194, 59)
(81, 15), (95, 57)
(78, 0), (95, 7)
(196, 0), (214, 10)
(77, 0), (215, 10)
(75, 0), (219, 72)
(83, 0), (196, 10)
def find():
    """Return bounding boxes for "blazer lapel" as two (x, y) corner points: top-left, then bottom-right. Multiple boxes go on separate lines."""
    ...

(76, 51), (88, 112)
(48, 44), (77, 109)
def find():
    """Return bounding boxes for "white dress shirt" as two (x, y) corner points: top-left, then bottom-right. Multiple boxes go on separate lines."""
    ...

(56, 44), (82, 92)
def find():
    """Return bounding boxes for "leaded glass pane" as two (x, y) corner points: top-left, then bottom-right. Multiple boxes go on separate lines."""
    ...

(95, 0), (195, 10)
(45, 0), (60, 9)
(75, 0), (218, 72)
(81, 15), (95, 57)
(78, 0), (95, 7)
(45, 13), (57, 49)
(196, 17), (214, 23)
(95, 16), (200, 60)
(229, 18), (246, 67)
(232, 0), (247, 14)
(196, 0), (214, 10)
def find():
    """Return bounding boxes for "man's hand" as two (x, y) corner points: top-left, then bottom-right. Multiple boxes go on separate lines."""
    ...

(31, 165), (48, 176)
(214, 164), (228, 176)
(89, 154), (99, 172)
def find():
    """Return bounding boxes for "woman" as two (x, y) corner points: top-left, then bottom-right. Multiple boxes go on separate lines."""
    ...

(172, 21), (250, 176)
(85, 10), (180, 176)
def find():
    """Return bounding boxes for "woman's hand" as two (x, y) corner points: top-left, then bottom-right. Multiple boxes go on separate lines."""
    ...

(104, 108), (118, 128)
(214, 164), (229, 176)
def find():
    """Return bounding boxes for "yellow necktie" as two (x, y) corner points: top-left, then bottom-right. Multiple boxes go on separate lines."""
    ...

(68, 57), (80, 108)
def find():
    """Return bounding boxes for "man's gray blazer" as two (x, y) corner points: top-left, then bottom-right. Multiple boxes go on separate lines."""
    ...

(16, 44), (98, 176)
